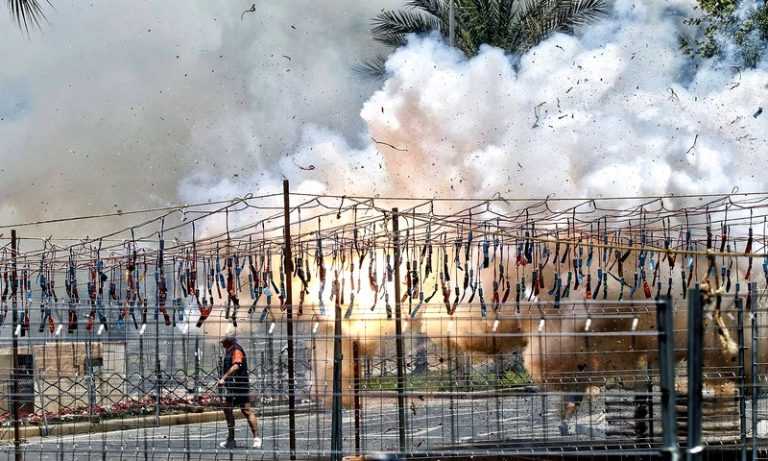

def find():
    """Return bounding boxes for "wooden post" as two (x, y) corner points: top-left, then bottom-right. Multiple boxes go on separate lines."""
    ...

(330, 279), (343, 460)
(750, 282), (758, 461)
(392, 208), (407, 454)
(11, 230), (21, 461)
(282, 179), (297, 460)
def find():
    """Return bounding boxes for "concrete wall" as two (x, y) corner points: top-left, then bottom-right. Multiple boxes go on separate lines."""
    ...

(0, 341), (126, 414)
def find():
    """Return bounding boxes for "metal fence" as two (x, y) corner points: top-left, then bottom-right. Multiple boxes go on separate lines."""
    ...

(5, 291), (755, 460)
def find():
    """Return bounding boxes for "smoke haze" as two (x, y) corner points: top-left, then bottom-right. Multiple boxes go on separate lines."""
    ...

(2, 0), (767, 236)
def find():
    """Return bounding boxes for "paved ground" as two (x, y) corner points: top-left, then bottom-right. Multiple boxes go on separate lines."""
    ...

(3, 394), (615, 460)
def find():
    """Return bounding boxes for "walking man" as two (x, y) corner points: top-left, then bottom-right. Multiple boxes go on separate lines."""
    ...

(218, 326), (261, 449)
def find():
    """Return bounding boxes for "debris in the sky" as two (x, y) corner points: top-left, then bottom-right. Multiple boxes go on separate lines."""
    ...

(371, 136), (407, 152)
(293, 159), (316, 171)
(532, 102), (546, 128)
(241, 3), (256, 21)
(668, 88), (679, 101)
(686, 134), (698, 154)
(754, 107), (763, 118)
(281, 55), (292, 61)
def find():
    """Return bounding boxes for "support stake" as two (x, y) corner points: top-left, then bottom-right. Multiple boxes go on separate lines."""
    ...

(392, 208), (408, 454)
(282, 179), (297, 460)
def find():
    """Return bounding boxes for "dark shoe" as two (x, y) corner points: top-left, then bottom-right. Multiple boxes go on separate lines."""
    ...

(219, 439), (238, 449)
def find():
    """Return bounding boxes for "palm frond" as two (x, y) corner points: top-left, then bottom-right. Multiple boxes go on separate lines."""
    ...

(516, 0), (606, 49)
(7, 0), (50, 33)
(549, 0), (608, 32)
(371, 9), (441, 47)
(352, 55), (389, 79)
(407, 0), (448, 18)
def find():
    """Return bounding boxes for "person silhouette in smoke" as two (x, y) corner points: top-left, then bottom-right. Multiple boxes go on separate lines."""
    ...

(218, 326), (261, 449)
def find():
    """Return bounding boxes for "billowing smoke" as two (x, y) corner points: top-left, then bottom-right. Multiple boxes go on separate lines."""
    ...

(181, 0), (768, 207)
(179, 0), (768, 402)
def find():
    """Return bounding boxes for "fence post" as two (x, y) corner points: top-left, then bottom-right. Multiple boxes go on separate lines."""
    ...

(330, 284), (343, 461)
(392, 208), (408, 454)
(687, 287), (703, 461)
(282, 179), (297, 460)
(657, 295), (678, 461)
(353, 340), (362, 455)
(10, 230), (21, 461)
(750, 282), (758, 461)
(155, 238), (163, 427)
(737, 296), (747, 461)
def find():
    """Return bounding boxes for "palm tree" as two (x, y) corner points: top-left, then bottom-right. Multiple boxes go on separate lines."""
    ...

(7, 0), (50, 32)
(358, 0), (608, 77)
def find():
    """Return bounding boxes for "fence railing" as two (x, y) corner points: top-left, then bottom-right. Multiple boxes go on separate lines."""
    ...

(1, 290), (767, 459)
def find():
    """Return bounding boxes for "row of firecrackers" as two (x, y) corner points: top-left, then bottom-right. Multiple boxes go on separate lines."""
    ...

(0, 208), (764, 336)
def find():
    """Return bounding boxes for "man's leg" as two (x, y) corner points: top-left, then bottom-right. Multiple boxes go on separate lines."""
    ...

(241, 402), (259, 437)
(223, 404), (236, 444)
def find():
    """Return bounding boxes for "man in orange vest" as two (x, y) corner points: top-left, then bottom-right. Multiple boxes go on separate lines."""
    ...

(218, 326), (261, 449)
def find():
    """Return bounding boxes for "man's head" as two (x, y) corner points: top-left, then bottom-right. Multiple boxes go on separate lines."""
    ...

(221, 325), (237, 347)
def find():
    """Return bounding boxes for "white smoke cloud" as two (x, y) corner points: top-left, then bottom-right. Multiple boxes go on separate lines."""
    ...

(3, 0), (767, 235)
(180, 0), (768, 211)
(0, 0), (397, 236)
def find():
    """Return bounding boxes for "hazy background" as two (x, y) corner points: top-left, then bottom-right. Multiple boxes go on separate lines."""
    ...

(0, 0), (396, 236)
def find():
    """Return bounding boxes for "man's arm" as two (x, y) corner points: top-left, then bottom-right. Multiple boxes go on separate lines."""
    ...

(219, 349), (245, 384)
(221, 363), (241, 381)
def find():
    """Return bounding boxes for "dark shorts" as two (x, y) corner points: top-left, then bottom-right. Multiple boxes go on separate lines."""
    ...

(224, 390), (251, 407)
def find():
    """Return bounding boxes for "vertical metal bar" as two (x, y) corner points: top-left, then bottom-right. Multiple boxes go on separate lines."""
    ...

(353, 341), (362, 455)
(447, 329), (456, 445)
(750, 282), (758, 461)
(193, 336), (200, 399)
(392, 208), (408, 454)
(687, 287), (703, 461)
(155, 238), (163, 427)
(330, 287), (343, 461)
(282, 179), (297, 460)
(737, 296), (747, 461)
(647, 361), (655, 443)
(657, 295), (678, 461)
(10, 230), (21, 461)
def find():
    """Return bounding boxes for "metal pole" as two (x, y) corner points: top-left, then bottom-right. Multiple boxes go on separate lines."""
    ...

(737, 296), (747, 461)
(392, 208), (407, 454)
(282, 179), (297, 460)
(353, 341), (362, 455)
(750, 282), (758, 461)
(687, 287), (703, 461)
(155, 238), (163, 427)
(10, 230), (21, 461)
(657, 295), (678, 461)
(330, 285), (343, 461)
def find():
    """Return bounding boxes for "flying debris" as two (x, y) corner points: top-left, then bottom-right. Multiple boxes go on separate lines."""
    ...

(754, 107), (763, 118)
(686, 134), (698, 154)
(241, 3), (256, 21)
(370, 136), (408, 152)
